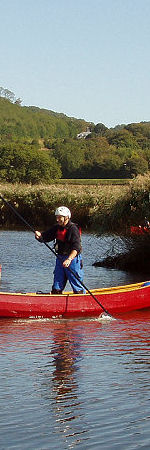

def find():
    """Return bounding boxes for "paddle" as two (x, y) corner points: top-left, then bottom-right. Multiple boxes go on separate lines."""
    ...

(0, 193), (114, 318)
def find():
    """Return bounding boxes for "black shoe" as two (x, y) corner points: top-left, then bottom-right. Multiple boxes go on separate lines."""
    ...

(51, 288), (62, 294)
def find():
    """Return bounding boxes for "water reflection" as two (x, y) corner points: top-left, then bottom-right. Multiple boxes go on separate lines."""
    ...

(40, 323), (88, 447)
(0, 315), (150, 448)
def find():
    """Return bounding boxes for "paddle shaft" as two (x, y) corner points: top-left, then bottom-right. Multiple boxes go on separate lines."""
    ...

(0, 193), (112, 316)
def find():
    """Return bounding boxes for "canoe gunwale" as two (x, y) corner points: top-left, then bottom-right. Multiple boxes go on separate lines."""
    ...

(0, 280), (147, 298)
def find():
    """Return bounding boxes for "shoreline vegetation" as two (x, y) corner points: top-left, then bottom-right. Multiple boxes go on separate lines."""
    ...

(1, 174), (150, 232)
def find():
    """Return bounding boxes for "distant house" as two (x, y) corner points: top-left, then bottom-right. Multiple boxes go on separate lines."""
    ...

(77, 127), (91, 139)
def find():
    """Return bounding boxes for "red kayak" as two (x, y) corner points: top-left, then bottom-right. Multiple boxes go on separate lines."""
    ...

(0, 280), (150, 319)
(130, 226), (150, 235)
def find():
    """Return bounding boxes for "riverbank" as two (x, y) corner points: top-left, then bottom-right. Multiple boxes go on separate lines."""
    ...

(0, 175), (150, 231)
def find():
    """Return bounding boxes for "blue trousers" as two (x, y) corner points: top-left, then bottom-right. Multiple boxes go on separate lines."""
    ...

(52, 254), (86, 293)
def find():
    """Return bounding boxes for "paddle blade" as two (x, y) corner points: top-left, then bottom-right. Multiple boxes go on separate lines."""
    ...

(98, 313), (116, 321)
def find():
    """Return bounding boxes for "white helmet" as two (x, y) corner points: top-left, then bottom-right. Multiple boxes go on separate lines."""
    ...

(55, 206), (71, 218)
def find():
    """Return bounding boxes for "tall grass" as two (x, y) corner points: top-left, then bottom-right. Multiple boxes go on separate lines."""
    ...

(0, 174), (150, 231)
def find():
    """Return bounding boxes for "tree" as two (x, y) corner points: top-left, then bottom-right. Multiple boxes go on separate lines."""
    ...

(15, 98), (22, 106)
(26, 150), (62, 183)
(126, 156), (148, 177)
(107, 129), (139, 149)
(0, 86), (22, 104)
(0, 142), (62, 183)
(93, 123), (108, 136)
(0, 87), (15, 102)
(52, 139), (86, 177)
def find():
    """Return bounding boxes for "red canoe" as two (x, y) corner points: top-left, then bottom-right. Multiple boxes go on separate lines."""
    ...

(0, 280), (150, 319)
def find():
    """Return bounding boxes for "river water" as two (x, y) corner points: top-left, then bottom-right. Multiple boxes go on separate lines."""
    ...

(0, 231), (150, 449)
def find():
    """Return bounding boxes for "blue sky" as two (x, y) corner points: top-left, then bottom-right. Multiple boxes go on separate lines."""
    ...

(1, 0), (150, 128)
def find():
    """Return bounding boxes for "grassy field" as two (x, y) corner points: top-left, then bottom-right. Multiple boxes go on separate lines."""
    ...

(54, 178), (130, 185)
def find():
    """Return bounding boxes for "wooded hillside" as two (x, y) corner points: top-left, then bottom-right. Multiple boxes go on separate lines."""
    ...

(1, 96), (150, 183)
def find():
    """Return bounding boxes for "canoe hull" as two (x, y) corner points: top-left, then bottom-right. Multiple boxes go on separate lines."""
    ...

(0, 281), (150, 318)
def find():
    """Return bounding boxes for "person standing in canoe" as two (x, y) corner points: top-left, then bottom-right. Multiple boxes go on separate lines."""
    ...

(35, 206), (86, 294)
